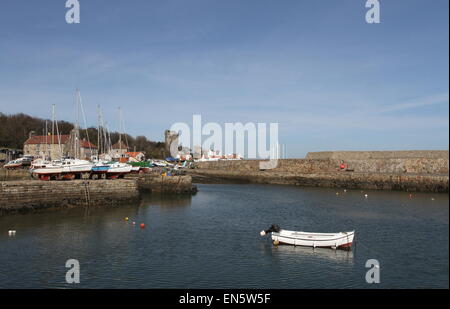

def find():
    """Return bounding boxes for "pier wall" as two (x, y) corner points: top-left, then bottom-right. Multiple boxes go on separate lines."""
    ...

(305, 150), (449, 160)
(0, 175), (196, 214)
(191, 151), (449, 192)
(0, 180), (140, 213)
(0, 169), (31, 181)
(136, 175), (197, 194)
(195, 154), (448, 175)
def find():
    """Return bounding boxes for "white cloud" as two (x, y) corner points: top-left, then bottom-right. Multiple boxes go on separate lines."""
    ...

(379, 93), (449, 113)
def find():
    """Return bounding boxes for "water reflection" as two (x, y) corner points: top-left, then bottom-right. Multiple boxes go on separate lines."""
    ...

(140, 193), (192, 209)
(261, 242), (354, 264)
(0, 184), (447, 288)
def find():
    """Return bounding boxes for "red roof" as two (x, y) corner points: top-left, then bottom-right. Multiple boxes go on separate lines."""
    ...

(125, 152), (144, 158)
(80, 139), (97, 149)
(25, 135), (70, 145)
(24, 135), (97, 149)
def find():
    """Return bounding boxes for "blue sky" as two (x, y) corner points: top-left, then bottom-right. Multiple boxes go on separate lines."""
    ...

(0, 0), (448, 157)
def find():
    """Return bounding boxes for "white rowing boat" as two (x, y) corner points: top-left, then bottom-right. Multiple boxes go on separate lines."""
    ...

(260, 225), (355, 250)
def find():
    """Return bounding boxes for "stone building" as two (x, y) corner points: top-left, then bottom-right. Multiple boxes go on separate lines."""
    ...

(24, 130), (97, 160)
(111, 141), (129, 159)
(164, 130), (179, 157)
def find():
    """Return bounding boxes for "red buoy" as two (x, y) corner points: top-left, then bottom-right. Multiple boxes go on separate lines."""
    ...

(140, 223), (145, 229)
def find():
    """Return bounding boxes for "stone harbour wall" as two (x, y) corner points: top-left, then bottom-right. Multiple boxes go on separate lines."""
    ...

(0, 168), (31, 181)
(0, 175), (196, 214)
(0, 180), (140, 214)
(188, 169), (448, 193)
(191, 151), (449, 192)
(136, 175), (197, 194)
(305, 150), (449, 160)
(195, 157), (448, 176)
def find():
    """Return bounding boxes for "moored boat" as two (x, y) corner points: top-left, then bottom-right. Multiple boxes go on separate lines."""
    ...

(260, 225), (355, 250)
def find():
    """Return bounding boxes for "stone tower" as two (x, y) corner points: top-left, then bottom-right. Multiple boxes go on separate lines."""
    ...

(164, 130), (179, 157)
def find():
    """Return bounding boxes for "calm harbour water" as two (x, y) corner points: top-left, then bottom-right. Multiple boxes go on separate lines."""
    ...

(0, 184), (448, 289)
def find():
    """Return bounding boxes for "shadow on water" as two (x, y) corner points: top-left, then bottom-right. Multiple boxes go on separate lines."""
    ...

(139, 192), (192, 209)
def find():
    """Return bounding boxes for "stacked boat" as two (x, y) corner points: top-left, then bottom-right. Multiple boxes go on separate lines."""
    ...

(106, 162), (132, 179)
(4, 157), (33, 169)
(127, 161), (151, 174)
(30, 158), (133, 180)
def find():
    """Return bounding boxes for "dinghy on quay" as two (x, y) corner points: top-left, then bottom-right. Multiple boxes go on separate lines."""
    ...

(260, 225), (355, 250)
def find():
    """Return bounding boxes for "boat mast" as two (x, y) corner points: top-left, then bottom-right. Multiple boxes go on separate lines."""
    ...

(51, 105), (55, 148)
(45, 120), (48, 160)
(118, 107), (122, 150)
(74, 89), (80, 159)
(118, 107), (129, 151)
(97, 105), (102, 157)
(76, 89), (93, 160)
(52, 104), (63, 158)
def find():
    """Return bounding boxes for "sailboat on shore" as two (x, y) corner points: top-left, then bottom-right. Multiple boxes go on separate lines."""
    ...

(31, 90), (94, 180)
(31, 91), (136, 180)
(105, 107), (131, 178)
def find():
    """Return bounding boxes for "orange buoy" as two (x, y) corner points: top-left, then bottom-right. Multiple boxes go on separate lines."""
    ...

(140, 223), (145, 229)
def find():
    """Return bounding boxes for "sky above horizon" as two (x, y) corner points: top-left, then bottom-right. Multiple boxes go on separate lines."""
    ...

(0, 0), (448, 158)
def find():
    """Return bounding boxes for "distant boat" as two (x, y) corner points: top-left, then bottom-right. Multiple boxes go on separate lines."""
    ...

(60, 158), (93, 174)
(4, 160), (23, 169)
(31, 161), (64, 180)
(106, 162), (132, 178)
(151, 160), (169, 167)
(3, 157), (33, 169)
(130, 166), (141, 173)
(90, 161), (110, 179)
(260, 225), (355, 250)
(31, 158), (92, 180)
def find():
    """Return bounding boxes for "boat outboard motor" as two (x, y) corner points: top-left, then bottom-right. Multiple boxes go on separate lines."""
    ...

(260, 224), (281, 236)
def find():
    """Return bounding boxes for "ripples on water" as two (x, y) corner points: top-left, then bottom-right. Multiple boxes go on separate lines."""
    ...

(0, 184), (448, 288)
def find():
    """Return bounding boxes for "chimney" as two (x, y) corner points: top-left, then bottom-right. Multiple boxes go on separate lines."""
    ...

(29, 131), (36, 139)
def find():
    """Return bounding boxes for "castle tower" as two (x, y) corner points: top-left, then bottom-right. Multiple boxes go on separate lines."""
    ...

(164, 130), (179, 157)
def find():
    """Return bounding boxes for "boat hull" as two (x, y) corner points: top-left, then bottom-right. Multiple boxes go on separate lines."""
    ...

(31, 166), (64, 175)
(4, 164), (22, 169)
(91, 166), (109, 173)
(271, 230), (355, 250)
(62, 165), (92, 173)
(130, 166), (141, 173)
(106, 164), (132, 178)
